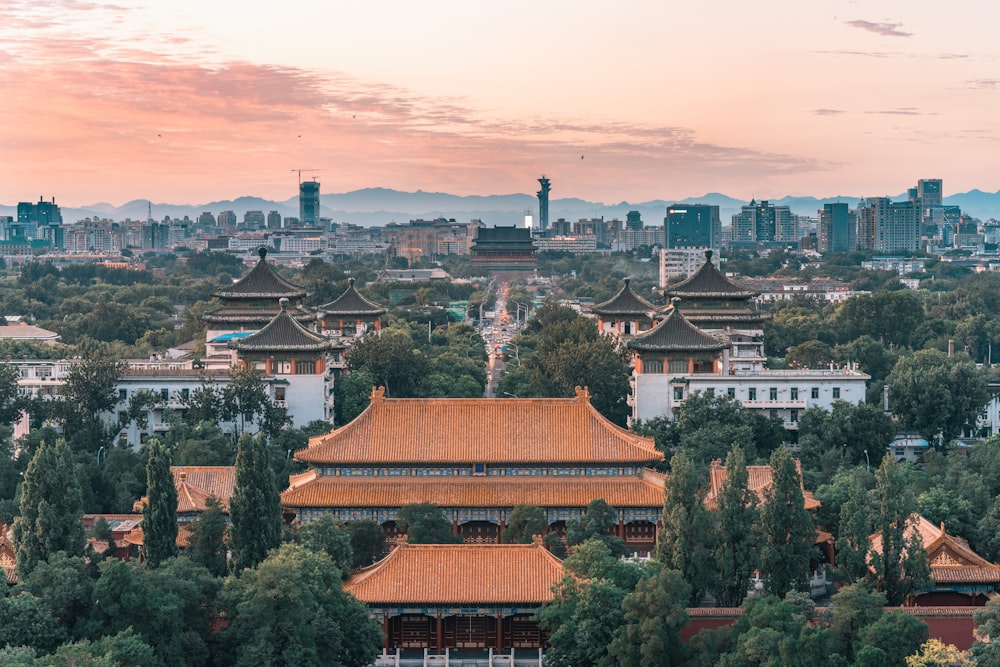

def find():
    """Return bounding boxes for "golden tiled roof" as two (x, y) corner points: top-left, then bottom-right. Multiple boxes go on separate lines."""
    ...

(298, 387), (661, 465)
(345, 543), (564, 605)
(869, 514), (1000, 585)
(282, 470), (665, 509)
(705, 460), (821, 511)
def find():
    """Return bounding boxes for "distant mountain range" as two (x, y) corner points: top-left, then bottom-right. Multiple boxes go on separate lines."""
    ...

(3, 187), (999, 228)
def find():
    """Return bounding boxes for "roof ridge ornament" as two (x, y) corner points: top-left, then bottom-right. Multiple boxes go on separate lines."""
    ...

(258, 246), (267, 260)
(370, 386), (386, 402)
(575, 386), (591, 401)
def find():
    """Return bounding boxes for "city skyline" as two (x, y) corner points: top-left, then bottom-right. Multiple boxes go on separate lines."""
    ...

(2, 1), (999, 207)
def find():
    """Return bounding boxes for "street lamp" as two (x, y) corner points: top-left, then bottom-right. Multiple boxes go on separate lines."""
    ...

(514, 301), (529, 323)
(863, 449), (870, 472)
(506, 343), (520, 367)
(503, 392), (519, 399)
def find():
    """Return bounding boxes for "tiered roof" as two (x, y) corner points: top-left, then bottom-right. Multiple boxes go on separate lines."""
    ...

(212, 248), (307, 300)
(133, 466), (235, 514)
(297, 387), (661, 465)
(704, 459), (821, 511)
(318, 278), (387, 318)
(664, 250), (758, 300)
(591, 279), (658, 317)
(345, 543), (565, 605)
(229, 300), (332, 353)
(282, 469), (666, 509)
(870, 514), (1000, 586)
(626, 306), (729, 353)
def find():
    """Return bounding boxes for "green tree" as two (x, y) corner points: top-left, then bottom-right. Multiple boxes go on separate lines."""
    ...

(870, 453), (931, 605)
(396, 502), (460, 544)
(504, 503), (549, 544)
(969, 598), (1000, 664)
(220, 543), (382, 667)
(0, 592), (69, 654)
(836, 470), (873, 583)
(828, 583), (886, 661)
(13, 439), (85, 576)
(186, 496), (228, 577)
(785, 340), (836, 369)
(833, 290), (925, 348)
(229, 434), (283, 572)
(222, 365), (276, 438)
(40, 628), (158, 666)
(344, 520), (388, 568)
(797, 401), (895, 476)
(657, 451), (716, 605)
(295, 516), (353, 577)
(0, 363), (24, 426)
(142, 438), (178, 568)
(858, 611), (929, 666)
(886, 349), (988, 444)
(759, 447), (816, 596)
(714, 444), (759, 607)
(834, 334), (898, 384)
(539, 576), (629, 667)
(607, 566), (691, 667)
(13, 552), (94, 639)
(345, 327), (429, 398)
(564, 498), (627, 556)
(58, 350), (128, 450)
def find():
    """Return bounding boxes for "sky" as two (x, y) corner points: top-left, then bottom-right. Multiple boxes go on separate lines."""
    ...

(2, 0), (999, 207)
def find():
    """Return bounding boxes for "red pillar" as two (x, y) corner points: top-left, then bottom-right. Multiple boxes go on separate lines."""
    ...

(496, 613), (503, 652)
(498, 520), (506, 544)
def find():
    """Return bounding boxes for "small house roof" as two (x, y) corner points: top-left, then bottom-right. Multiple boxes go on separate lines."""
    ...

(705, 459), (820, 511)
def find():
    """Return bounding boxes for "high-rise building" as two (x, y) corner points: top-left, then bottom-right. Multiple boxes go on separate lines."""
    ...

(536, 176), (551, 233)
(243, 210), (266, 230)
(730, 200), (787, 244)
(862, 198), (919, 252)
(267, 210), (282, 230)
(664, 204), (719, 249)
(818, 202), (854, 253)
(917, 179), (943, 209)
(299, 180), (321, 227)
(16, 197), (63, 241)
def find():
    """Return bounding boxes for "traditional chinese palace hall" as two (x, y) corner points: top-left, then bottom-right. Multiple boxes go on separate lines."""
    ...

(281, 386), (665, 552)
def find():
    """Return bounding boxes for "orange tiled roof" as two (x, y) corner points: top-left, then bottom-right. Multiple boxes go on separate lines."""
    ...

(282, 470), (665, 509)
(345, 543), (564, 605)
(704, 460), (820, 511)
(869, 514), (1000, 585)
(123, 525), (193, 549)
(172, 467), (235, 512)
(298, 387), (661, 465)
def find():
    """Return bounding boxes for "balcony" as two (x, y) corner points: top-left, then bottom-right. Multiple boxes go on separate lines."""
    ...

(741, 399), (807, 409)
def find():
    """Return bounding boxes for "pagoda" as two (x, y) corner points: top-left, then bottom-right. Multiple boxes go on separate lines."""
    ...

(200, 247), (314, 343)
(282, 387), (665, 552)
(663, 250), (770, 371)
(229, 299), (336, 425)
(316, 277), (387, 339)
(591, 278), (660, 339)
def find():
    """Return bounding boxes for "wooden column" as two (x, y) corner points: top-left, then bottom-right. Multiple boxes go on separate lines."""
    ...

(496, 613), (503, 652)
(498, 520), (506, 544)
(382, 616), (389, 652)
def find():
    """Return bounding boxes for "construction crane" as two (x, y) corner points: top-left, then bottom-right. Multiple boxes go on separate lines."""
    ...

(291, 168), (325, 184)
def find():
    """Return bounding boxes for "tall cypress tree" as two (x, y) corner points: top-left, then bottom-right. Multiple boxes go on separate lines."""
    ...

(870, 453), (931, 604)
(13, 439), (85, 576)
(714, 444), (759, 607)
(759, 446), (816, 596)
(837, 469), (873, 583)
(229, 433), (282, 572)
(656, 450), (716, 605)
(142, 437), (178, 568)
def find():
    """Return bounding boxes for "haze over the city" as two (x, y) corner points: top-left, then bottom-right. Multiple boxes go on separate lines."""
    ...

(2, 0), (999, 207)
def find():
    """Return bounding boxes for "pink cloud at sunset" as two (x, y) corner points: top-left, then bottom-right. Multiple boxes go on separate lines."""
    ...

(1, 1), (999, 206)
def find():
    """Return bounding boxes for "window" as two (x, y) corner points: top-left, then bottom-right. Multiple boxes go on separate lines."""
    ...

(833, 387), (841, 399)
(181, 388), (190, 400)
(673, 387), (684, 401)
(119, 389), (127, 401)
(790, 409), (798, 423)
(160, 388), (169, 401)
(727, 387), (735, 398)
(274, 361), (292, 374)
(644, 360), (663, 374)
(295, 360), (315, 374)
(769, 387), (778, 401)
(473, 463), (486, 476)
(811, 387), (819, 399)
(668, 359), (688, 373)
(748, 388), (757, 401)
(275, 386), (286, 401)
(790, 387), (798, 400)
(624, 322), (631, 335)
